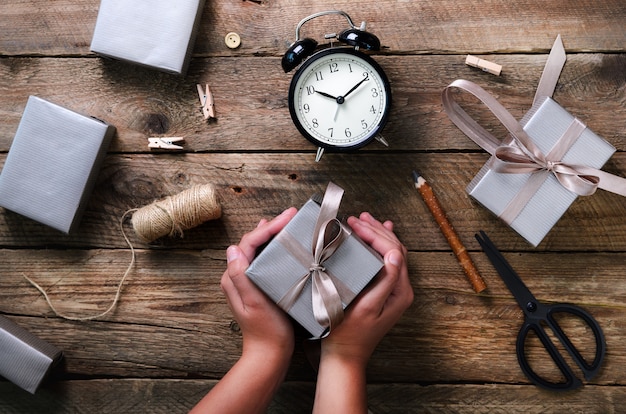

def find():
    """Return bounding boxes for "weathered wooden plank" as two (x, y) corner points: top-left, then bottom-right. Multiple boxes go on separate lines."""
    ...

(1, 0), (624, 56)
(1, 1), (625, 411)
(0, 153), (625, 251)
(1, 380), (625, 413)
(1, 250), (623, 384)
(0, 54), (624, 151)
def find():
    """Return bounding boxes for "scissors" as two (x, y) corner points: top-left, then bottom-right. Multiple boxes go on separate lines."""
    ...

(475, 231), (606, 391)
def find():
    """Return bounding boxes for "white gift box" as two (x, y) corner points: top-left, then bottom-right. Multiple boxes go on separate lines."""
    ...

(90, 0), (206, 75)
(467, 97), (616, 246)
(0, 96), (116, 234)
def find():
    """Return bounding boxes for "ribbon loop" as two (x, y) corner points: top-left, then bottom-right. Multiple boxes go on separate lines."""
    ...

(442, 34), (626, 214)
(276, 182), (350, 334)
(442, 78), (626, 226)
(489, 137), (601, 197)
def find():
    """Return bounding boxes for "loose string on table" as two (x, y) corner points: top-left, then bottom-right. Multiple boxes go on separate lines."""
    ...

(22, 184), (222, 321)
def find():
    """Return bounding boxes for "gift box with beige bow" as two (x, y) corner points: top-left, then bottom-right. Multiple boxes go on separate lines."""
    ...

(246, 182), (383, 338)
(442, 36), (626, 246)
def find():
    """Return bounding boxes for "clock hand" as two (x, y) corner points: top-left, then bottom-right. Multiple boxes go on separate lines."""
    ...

(315, 90), (338, 100)
(342, 76), (369, 99)
(315, 89), (341, 121)
(333, 103), (340, 121)
(317, 89), (346, 106)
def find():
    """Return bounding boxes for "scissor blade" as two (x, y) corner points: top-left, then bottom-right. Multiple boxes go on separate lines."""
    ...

(475, 231), (537, 311)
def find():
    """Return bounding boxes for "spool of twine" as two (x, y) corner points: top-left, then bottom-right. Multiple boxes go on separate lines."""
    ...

(132, 184), (222, 243)
(23, 183), (222, 321)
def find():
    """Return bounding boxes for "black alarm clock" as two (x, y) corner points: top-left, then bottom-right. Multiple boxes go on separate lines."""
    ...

(282, 10), (392, 161)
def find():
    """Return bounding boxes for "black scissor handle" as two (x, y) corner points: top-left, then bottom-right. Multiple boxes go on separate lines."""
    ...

(516, 304), (606, 391)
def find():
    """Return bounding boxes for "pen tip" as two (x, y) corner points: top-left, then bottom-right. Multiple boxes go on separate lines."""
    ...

(412, 170), (420, 183)
(412, 170), (427, 188)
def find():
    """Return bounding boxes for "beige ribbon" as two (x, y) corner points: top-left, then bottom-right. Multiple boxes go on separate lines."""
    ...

(442, 80), (626, 223)
(276, 182), (351, 334)
(442, 36), (626, 224)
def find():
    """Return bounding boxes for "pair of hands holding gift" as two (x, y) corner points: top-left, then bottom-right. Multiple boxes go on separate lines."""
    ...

(190, 208), (413, 414)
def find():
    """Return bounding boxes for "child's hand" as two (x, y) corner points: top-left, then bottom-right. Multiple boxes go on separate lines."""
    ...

(192, 208), (299, 414)
(220, 207), (298, 359)
(313, 212), (413, 414)
(322, 212), (414, 366)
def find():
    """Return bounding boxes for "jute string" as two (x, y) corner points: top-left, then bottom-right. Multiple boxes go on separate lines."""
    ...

(131, 184), (222, 243)
(23, 184), (222, 321)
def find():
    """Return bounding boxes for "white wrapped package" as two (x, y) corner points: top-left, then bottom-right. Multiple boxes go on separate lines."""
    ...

(90, 0), (206, 75)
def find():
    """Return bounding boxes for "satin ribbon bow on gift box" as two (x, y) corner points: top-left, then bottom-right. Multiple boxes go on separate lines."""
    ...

(442, 35), (626, 245)
(246, 182), (383, 338)
(275, 182), (350, 332)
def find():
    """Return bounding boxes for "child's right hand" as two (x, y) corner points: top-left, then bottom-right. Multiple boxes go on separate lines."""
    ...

(321, 212), (414, 366)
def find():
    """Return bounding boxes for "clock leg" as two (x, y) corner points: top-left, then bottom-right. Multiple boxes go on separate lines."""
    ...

(375, 134), (389, 147)
(315, 147), (325, 162)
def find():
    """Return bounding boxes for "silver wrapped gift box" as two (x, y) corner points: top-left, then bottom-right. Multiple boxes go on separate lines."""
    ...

(90, 0), (206, 75)
(467, 97), (616, 246)
(0, 316), (63, 394)
(246, 187), (384, 338)
(0, 96), (116, 234)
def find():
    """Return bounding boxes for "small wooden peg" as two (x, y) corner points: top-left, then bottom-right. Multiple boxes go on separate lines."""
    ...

(197, 84), (216, 119)
(465, 55), (502, 76)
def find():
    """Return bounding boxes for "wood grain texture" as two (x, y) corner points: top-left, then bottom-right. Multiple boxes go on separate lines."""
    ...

(1, 0), (625, 56)
(0, 0), (625, 412)
(1, 380), (626, 413)
(1, 54), (624, 151)
(2, 153), (625, 251)
(1, 250), (625, 384)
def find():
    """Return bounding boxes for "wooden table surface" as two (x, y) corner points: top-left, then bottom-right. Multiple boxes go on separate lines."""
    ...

(1, 1), (625, 412)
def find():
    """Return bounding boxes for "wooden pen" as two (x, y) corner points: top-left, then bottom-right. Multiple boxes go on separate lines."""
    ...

(412, 171), (487, 293)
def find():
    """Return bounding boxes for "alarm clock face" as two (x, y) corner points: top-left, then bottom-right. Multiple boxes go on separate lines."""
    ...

(288, 48), (391, 150)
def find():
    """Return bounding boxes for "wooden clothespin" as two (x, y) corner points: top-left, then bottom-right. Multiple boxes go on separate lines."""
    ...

(197, 83), (215, 119)
(465, 55), (502, 76)
(148, 137), (184, 150)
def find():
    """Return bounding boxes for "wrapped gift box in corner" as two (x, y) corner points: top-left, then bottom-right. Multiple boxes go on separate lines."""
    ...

(0, 315), (63, 394)
(90, 0), (206, 75)
(0, 96), (116, 234)
(246, 182), (384, 338)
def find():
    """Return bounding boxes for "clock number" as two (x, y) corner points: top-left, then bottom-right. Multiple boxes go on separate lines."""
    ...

(329, 62), (339, 73)
(328, 128), (333, 137)
(312, 118), (319, 128)
(348, 63), (353, 73)
(306, 86), (316, 95)
(361, 120), (368, 129)
(371, 88), (379, 98)
(315, 71), (324, 81)
(344, 128), (352, 138)
(303, 103), (310, 113)
(370, 105), (377, 114)
(362, 72), (370, 81)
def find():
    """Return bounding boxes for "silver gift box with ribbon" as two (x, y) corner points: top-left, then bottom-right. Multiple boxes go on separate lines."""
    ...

(90, 0), (206, 75)
(246, 183), (384, 338)
(467, 96), (616, 246)
(443, 35), (626, 246)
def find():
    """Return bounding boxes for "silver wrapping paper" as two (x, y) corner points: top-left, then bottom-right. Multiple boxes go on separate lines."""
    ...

(0, 316), (63, 394)
(0, 96), (116, 234)
(90, 0), (206, 75)
(467, 97), (616, 246)
(246, 198), (384, 338)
